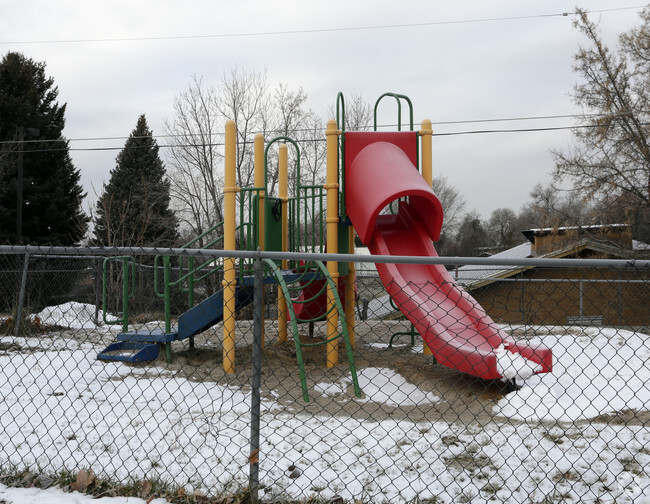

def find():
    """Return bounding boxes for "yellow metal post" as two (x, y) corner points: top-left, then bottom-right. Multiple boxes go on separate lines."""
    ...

(325, 120), (340, 368)
(421, 119), (433, 187)
(223, 120), (238, 373)
(277, 144), (288, 343)
(345, 225), (356, 348)
(254, 133), (265, 347)
(420, 119), (434, 356)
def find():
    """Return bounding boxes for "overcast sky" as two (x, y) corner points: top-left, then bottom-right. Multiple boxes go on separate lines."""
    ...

(1, 1), (646, 222)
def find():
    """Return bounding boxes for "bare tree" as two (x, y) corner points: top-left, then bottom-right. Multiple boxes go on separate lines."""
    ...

(433, 175), (466, 235)
(487, 208), (519, 250)
(329, 93), (374, 131)
(552, 8), (650, 240)
(299, 112), (327, 189)
(519, 182), (593, 231)
(267, 83), (310, 196)
(215, 67), (271, 191)
(164, 76), (224, 245)
(448, 211), (489, 257)
(165, 69), (319, 248)
(429, 176), (466, 256)
(345, 94), (374, 131)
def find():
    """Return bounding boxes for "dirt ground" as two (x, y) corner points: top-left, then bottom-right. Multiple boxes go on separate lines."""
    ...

(6, 314), (649, 432)
(117, 318), (650, 429)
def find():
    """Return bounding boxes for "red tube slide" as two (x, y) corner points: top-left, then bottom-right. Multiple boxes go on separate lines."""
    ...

(345, 132), (551, 380)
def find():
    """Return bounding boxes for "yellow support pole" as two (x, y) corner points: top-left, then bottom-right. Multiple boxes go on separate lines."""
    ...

(278, 143), (288, 343)
(345, 225), (356, 348)
(325, 120), (340, 368)
(223, 120), (238, 374)
(254, 133), (265, 347)
(420, 119), (434, 356)
(421, 119), (433, 187)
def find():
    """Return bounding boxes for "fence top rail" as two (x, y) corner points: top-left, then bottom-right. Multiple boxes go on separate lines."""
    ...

(0, 245), (648, 270)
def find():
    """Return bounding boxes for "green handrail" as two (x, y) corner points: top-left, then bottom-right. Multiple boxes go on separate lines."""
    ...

(150, 220), (251, 337)
(264, 258), (361, 402)
(158, 220), (227, 293)
(336, 91), (347, 218)
(374, 92), (414, 131)
(240, 186), (264, 280)
(264, 136), (301, 195)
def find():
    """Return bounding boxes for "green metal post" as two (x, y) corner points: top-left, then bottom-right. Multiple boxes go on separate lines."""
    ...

(188, 257), (195, 349)
(163, 255), (172, 362)
(121, 258), (129, 334)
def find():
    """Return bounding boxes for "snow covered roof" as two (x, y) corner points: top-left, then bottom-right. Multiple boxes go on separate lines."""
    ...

(523, 223), (629, 235)
(526, 223), (629, 232)
(453, 242), (532, 288)
(633, 239), (650, 252)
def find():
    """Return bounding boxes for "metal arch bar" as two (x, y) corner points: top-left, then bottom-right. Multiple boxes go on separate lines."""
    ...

(264, 136), (302, 195)
(373, 92), (414, 131)
(336, 91), (346, 133)
(263, 258), (311, 402)
(311, 260), (361, 398)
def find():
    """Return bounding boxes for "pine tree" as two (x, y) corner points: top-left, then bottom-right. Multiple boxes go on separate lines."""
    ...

(93, 115), (178, 247)
(0, 52), (87, 244)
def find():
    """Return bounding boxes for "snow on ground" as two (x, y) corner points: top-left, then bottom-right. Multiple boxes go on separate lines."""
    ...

(32, 302), (119, 332)
(0, 484), (170, 504)
(1, 310), (650, 502)
(494, 343), (542, 380)
(315, 367), (439, 406)
(494, 327), (650, 422)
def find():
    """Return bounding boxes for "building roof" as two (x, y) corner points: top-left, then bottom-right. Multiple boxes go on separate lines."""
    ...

(634, 239), (650, 252)
(456, 236), (649, 290)
(521, 223), (630, 243)
(454, 242), (532, 288)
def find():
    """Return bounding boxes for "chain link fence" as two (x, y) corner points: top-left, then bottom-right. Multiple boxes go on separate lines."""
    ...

(0, 245), (649, 503)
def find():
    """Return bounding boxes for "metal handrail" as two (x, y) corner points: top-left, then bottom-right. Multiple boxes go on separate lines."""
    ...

(374, 92), (414, 131)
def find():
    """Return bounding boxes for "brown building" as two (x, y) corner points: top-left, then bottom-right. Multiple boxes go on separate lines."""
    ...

(455, 225), (650, 327)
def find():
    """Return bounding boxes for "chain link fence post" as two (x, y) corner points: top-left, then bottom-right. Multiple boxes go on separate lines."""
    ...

(14, 251), (30, 336)
(249, 249), (263, 502)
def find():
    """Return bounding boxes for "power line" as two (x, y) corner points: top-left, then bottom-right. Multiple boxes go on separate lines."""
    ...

(6, 120), (647, 154)
(1, 111), (642, 147)
(1, 6), (644, 45)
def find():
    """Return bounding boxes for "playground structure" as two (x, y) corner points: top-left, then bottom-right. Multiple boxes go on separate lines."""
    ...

(98, 92), (552, 396)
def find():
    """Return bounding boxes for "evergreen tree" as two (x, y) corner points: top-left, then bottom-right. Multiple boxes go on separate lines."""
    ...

(0, 52), (87, 244)
(93, 115), (178, 247)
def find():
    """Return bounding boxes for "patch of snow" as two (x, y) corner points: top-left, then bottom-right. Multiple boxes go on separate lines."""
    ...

(367, 342), (407, 349)
(410, 344), (424, 354)
(314, 381), (345, 397)
(32, 302), (117, 330)
(355, 367), (439, 407)
(0, 484), (170, 503)
(494, 344), (542, 380)
(315, 367), (439, 407)
(494, 328), (650, 422)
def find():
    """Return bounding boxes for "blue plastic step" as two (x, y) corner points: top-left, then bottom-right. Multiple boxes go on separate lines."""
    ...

(97, 342), (159, 363)
(117, 327), (178, 343)
(98, 285), (255, 364)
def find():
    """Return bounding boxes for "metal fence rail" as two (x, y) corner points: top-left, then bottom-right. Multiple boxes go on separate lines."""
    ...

(0, 245), (649, 503)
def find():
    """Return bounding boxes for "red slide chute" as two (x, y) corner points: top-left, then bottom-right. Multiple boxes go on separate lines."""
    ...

(345, 132), (551, 380)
